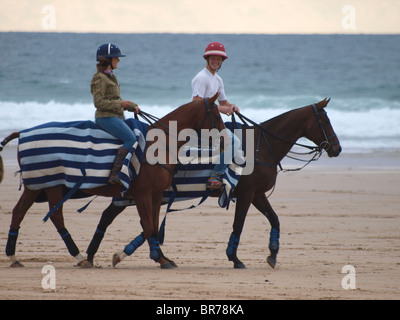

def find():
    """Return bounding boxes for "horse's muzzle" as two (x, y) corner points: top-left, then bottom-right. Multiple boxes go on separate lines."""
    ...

(327, 144), (342, 157)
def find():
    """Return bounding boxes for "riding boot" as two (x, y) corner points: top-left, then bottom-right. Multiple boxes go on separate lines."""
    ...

(108, 147), (129, 185)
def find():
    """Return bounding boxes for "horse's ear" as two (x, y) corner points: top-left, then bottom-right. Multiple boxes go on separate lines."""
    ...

(317, 97), (331, 109)
(208, 92), (219, 105)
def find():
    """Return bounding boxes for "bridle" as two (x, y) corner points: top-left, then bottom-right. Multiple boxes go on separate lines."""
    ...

(232, 104), (337, 172)
(310, 104), (339, 152)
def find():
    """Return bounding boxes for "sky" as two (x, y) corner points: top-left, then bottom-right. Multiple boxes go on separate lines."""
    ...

(0, 0), (399, 34)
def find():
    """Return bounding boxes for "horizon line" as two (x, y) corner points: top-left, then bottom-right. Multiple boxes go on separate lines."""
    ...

(1, 30), (399, 36)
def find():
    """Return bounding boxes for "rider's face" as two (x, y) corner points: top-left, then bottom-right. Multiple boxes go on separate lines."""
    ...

(111, 57), (120, 69)
(207, 55), (223, 72)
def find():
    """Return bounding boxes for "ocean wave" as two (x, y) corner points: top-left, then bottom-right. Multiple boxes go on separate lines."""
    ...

(1, 100), (399, 153)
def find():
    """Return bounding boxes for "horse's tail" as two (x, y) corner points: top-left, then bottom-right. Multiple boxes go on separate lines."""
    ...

(0, 132), (20, 184)
(0, 132), (19, 151)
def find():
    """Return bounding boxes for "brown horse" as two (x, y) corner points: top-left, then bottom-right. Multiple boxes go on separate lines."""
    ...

(84, 98), (341, 268)
(1, 94), (224, 268)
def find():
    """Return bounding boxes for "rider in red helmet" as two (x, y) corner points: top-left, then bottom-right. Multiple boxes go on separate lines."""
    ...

(192, 42), (241, 190)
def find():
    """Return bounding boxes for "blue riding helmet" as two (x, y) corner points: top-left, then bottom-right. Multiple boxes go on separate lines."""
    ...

(96, 43), (126, 61)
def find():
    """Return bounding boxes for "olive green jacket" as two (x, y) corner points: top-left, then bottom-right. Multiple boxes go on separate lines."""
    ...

(90, 70), (137, 118)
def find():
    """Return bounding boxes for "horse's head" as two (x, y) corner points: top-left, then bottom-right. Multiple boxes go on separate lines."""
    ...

(306, 98), (342, 157)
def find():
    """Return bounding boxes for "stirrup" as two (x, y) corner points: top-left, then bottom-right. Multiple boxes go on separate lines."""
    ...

(206, 176), (224, 190)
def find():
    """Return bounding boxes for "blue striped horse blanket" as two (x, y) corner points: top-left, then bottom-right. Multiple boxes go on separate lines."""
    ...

(19, 119), (243, 226)
(18, 119), (148, 197)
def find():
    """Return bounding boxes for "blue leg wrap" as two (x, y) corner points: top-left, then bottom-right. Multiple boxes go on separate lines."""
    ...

(226, 233), (240, 258)
(124, 233), (145, 256)
(6, 228), (19, 257)
(269, 228), (280, 252)
(148, 237), (161, 261)
(58, 228), (80, 257)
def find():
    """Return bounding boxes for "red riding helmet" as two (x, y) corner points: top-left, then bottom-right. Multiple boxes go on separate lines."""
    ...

(203, 42), (228, 60)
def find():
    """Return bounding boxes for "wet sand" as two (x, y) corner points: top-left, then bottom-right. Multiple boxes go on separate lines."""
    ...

(0, 145), (399, 300)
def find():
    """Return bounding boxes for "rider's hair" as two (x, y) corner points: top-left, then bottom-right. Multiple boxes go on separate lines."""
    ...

(96, 57), (112, 72)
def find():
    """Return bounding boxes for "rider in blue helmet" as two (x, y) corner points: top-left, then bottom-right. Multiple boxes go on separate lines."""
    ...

(91, 43), (140, 185)
(96, 43), (126, 62)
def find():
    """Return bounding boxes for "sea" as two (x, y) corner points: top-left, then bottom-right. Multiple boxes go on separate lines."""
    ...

(1, 32), (400, 154)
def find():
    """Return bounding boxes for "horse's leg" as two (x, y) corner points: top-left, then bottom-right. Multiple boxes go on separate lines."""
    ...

(45, 187), (90, 267)
(252, 194), (280, 269)
(86, 202), (127, 265)
(112, 193), (153, 267)
(112, 232), (146, 267)
(226, 191), (254, 269)
(112, 193), (176, 269)
(155, 243), (178, 268)
(6, 187), (40, 267)
(148, 193), (176, 269)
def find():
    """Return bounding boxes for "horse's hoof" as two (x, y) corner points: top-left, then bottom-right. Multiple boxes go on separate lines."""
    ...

(10, 261), (24, 268)
(112, 253), (121, 267)
(78, 259), (93, 268)
(165, 259), (177, 268)
(267, 256), (276, 269)
(234, 261), (246, 269)
(160, 262), (175, 269)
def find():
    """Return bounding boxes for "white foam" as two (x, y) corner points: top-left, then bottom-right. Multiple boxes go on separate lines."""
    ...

(1, 99), (399, 153)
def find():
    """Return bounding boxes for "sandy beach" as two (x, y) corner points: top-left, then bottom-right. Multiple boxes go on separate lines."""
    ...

(0, 144), (399, 300)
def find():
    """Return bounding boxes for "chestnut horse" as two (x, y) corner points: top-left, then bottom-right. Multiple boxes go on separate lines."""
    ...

(84, 98), (341, 269)
(2, 94), (224, 268)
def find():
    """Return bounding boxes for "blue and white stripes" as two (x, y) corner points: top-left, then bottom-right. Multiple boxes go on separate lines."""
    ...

(113, 157), (243, 210)
(18, 119), (242, 209)
(18, 119), (148, 196)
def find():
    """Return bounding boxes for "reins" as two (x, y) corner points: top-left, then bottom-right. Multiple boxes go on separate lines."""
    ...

(133, 98), (220, 175)
(135, 110), (164, 129)
(137, 104), (327, 173)
(231, 104), (328, 172)
(235, 111), (322, 151)
(135, 97), (219, 134)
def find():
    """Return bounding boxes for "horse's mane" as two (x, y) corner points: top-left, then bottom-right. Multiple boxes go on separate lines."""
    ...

(260, 107), (303, 128)
(160, 93), (219, 121)
(160, 99), (203, 121)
